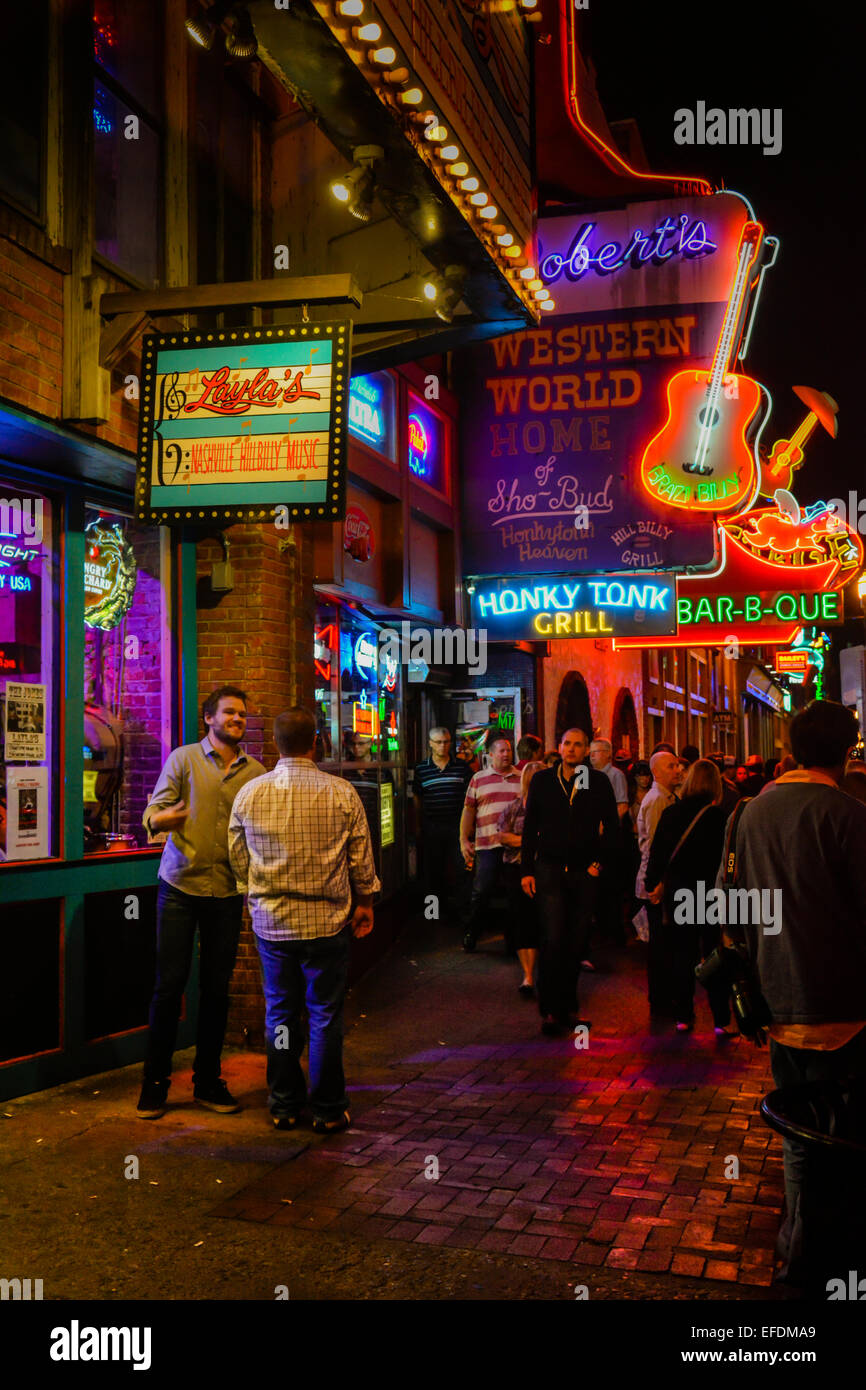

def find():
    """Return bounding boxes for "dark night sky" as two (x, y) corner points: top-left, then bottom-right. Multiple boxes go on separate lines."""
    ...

(584, 0), (864, 505)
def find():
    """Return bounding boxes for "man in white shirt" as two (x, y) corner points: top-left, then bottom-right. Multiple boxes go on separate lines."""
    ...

(229, 707), (380, 1134)
(589, 739), (629, 817)
(635, 750), (683, 1012)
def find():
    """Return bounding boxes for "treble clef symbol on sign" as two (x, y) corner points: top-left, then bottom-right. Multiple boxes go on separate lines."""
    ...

(154, 373), (186, 486)
(162, 371), (186, 417)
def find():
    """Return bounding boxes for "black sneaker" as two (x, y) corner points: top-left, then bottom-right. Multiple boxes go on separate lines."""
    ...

(193, 1079), (241, 1114)
(137, 1079), (169, 1119)
(272, 1113), (300, 1130)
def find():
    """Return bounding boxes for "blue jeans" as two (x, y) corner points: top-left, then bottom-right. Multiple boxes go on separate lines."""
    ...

(255, 928), (351, 1122)
(465, 847), (503, 939)
(145, 878), (243, 1085)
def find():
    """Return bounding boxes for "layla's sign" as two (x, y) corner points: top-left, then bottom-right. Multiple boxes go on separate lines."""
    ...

(136, 323), (351, 525)
(471, 575), (675, 640)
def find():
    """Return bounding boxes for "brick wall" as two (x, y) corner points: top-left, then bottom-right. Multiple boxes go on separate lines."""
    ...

(1, 231), (148, 453)
(542, 642), (645, 755)
(195, 522), (316, 1047)
(0, 237), (63, 418)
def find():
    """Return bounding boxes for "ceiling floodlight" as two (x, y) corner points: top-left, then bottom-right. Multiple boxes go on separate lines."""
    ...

(399, 87), (424, 105)
(439, 144), (460, 162)
(534, 288), (551, 300)
(330, 145), (383, 222)
(539, 299), (555, 311)
(496, 233), (514, 246)
(185, 0), (232, 50)
(479, 205), (498, 219)
(459, 176), (479, 192)
(371, 45), (397, 64)
(224, 6), (257, 59)
(422, 278), (439, 302)
(434, 266), (467, 323)
(425, 124), (448, 143)
(337, 1), (365, 17)
(448, 162), (469, 178)
(519, 265), (536, 279)
(353, 22), (381, 41)
(469, 191), (488, 206)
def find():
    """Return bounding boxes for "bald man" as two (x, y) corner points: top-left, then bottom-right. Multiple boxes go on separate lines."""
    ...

(635, 750), (684, 1015)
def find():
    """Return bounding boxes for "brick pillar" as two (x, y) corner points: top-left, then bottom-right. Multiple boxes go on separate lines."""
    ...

(196, 521), (315, 1048)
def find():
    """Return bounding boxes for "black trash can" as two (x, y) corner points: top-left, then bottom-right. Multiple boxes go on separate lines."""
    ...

(760, 1080), (866, 1292)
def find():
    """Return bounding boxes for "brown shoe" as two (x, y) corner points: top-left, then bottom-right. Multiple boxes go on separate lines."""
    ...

(311, 1110), (351, 1134)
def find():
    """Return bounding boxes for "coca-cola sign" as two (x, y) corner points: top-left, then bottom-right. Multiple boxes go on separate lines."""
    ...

(136, 321), (351, 526)
(344, 505), (375, 563)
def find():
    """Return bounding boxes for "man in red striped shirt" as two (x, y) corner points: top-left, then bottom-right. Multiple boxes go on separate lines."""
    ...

(459, 731), (521, 953)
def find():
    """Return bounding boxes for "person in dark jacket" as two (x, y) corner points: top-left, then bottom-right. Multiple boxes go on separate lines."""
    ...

(721, 700), (866, 1290)
(644, 759), (732, 1033)
(520, 727), (619, 1035)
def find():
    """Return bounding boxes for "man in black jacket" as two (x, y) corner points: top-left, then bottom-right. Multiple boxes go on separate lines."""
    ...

(521, 727), (620, 1035)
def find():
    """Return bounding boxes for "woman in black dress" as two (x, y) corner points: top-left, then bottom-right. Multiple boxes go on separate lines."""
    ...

(644, 758), (733, 1033)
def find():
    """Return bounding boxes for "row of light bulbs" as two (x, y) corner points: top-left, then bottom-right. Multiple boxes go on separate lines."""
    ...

(328, 0), (555, 314)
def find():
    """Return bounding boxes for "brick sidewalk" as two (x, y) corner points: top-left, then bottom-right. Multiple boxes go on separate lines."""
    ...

(213, 922), (783, 1289)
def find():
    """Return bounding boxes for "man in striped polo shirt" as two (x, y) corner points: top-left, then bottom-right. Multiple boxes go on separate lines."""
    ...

(460, 731), (521, 953)
(413, 727), (472, 917)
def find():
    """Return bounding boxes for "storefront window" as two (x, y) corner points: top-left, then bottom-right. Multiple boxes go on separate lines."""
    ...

(83, 507), (169, 853)
(349, 372), (396, 461)
(313, 599), (406, 896)
(93, 0), (162, 285)
(407, 393), (447, 495)
(314, 605), (338, 762)
(0, 482), (56, 862)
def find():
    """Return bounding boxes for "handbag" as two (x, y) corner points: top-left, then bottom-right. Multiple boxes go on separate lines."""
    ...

(695, 797), (772, 1045)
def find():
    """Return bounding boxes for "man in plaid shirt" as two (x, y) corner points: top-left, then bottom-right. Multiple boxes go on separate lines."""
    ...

(229, 707), (380, 1134)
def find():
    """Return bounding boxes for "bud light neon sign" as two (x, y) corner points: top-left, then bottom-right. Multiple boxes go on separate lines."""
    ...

(349, 376), (385, 449)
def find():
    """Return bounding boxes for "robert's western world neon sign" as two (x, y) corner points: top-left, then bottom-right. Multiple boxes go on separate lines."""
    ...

(471, 577), (675, 639)
(540, 215), (717, 286)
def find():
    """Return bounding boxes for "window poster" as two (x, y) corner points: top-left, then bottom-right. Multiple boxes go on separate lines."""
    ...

(3, 766), (48, 861)
(4, 682), (47, 762)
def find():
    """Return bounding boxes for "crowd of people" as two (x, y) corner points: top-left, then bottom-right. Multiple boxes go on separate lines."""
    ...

(134, 685), (866, 1293)
(412, 723), (855, 1035)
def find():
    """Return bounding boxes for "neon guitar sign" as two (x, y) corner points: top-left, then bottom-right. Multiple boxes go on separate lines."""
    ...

(639, 221), (765, 514)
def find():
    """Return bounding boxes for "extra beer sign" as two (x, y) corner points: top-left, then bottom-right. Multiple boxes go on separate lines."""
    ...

(136, 322), (351, 525)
